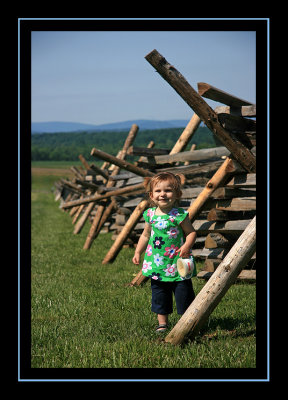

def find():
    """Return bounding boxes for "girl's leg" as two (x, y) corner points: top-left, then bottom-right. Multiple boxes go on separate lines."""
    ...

(174, 279), (195, 315)
(157, 314), (168, 330)
(151, 280), (172, 330)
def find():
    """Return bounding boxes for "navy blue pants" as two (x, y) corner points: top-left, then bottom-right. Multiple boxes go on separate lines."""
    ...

(151, 279), (195, 315)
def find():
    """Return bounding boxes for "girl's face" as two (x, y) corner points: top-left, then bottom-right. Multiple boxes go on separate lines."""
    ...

(150, 180), (178, 211)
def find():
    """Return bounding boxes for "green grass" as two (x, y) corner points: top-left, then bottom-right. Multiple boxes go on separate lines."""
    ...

(31, 172), (256, 371)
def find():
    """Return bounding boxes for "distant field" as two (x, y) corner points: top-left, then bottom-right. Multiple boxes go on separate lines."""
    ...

(31, 161), (83, 179)
(32, 161), (83, 168)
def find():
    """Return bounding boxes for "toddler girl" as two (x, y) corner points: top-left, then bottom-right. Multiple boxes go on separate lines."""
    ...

(132, 172), (197, 332)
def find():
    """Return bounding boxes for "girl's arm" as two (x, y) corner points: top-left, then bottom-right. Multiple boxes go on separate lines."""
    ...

(177, 215), (197, 258)
(132, 222), (151, 265)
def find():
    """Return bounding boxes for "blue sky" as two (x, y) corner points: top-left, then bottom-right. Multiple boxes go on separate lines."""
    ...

(31, 29), (256, 125)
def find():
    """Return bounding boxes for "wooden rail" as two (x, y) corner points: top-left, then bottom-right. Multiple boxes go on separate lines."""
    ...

(145, 49), (256, 173)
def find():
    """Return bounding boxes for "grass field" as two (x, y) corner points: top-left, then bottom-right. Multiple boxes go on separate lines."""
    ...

(30, 163), (256, 375)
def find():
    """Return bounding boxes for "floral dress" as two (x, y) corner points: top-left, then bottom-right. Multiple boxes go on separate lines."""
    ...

(142, 207), (196, 282)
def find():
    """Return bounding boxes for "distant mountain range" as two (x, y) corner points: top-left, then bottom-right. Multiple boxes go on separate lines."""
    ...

(31, 119), (191, 134)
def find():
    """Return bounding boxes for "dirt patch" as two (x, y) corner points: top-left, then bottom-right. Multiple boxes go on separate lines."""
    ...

(32, 168), (73, 177)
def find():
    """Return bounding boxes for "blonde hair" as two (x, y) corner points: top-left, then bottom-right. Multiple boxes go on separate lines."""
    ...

(143, 172), (185, 207)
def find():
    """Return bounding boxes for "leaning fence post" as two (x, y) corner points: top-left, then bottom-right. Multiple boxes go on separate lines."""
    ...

(187, 157), (238, 222)
(145, 49), (256, 173)
(165, 216), (256, 345)
(83, 124), (139, 250)
(102, 199), (149, 264)
(169, 113), (201, 155)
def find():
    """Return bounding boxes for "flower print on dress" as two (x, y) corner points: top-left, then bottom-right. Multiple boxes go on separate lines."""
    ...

(149, 272), (162, 280)
(167, 227), (179, 240)
(147, 208), (155, 219)
(153, 236), (165, 249)
(154, 253), (164, 267)
(145, 244), (152, 256)
(142, 260), (152, 273)
(154, 217), (168, 230)
(163, 263), (177, 277)
(164, 244), (179, 259)
(168, 208), (179, 217)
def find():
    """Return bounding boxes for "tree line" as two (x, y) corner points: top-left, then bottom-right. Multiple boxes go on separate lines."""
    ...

(31, 126), (221, 161)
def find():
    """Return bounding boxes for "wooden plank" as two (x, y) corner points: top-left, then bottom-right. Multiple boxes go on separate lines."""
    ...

(186, 157), (237, 222)
(156, 160), (225, 177)
(61, 182), (145, 209)
(145, 50), (256, 173)
(207, 209), (256, 222)
(217, 113), (256, 133)
(205, 233), (232, 249)
(89, 164), (110, 181)
(60, 179), (85, 194)
(134, 140), (155, 166)
(109, 172), (138, 181)
(202, 197), (256, 212)
(212, 187), (256, 199)
(197, 269), (256, 281)
(217, 113), (256, 150)
(212, 197), (256, 211)
(203, 256), (256, 273)
(153, 146), (230, 164)
(203, 258), (221, 272)
(197, 82), (254, 107)
(90, 147), (155, 178)
(192, 219), (251, 235)
(128, 146), (170, 156)
(214, 105), (256, 117)
(196, 247), (229, 259)
(181, 187), (203, 199)
(225, 173), (256, 188)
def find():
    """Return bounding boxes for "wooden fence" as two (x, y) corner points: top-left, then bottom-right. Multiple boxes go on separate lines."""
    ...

(55, 49), (256, 286)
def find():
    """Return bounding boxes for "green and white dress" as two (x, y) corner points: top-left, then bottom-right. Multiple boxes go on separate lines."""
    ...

(142, 207), (196, 282)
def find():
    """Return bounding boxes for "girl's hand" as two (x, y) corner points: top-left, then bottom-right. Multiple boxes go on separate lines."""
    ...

(176, 245), (190, 259)
(132, 253), (140, 265)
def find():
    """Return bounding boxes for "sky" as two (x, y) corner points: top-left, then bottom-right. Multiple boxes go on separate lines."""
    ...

(31, 29), (256, 125)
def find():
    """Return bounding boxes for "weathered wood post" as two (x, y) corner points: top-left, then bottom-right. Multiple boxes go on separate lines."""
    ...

(60, 182), (146, 209)
(83, 124), (139, 249)
(165, 216), (256, 345)
(184, 143), (196, 165)
(73, 201), (95, 234)
(102, 199), (149, 264)
(187, 157), (239, 222)
(90, 148), (155, 178)
(169, 113), (201, 154)
(72, 154), (99, 234)
(145, 49), (256, 173)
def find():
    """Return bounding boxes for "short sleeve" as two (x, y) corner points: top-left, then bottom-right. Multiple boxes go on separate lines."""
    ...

(175, 208), (189, 224)
(143, 208), (150, 223)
